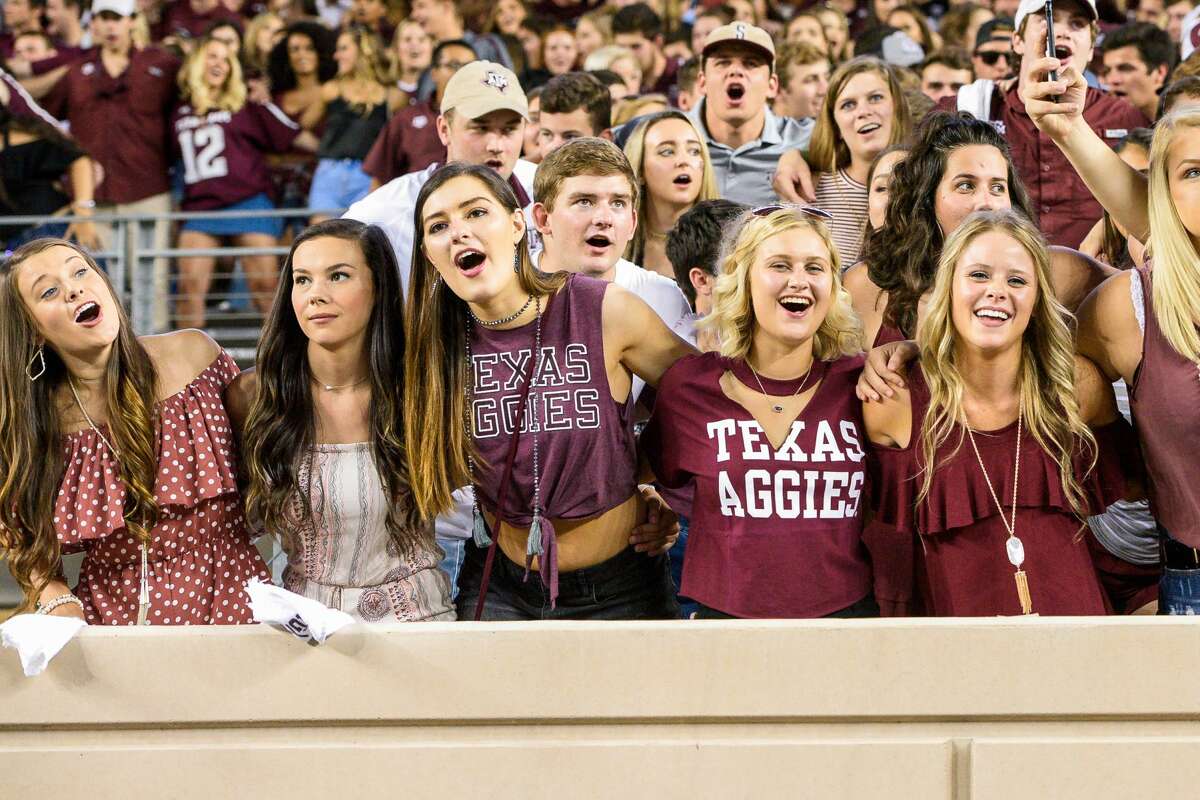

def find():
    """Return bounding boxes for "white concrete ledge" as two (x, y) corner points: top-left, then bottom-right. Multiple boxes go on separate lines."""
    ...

(2, 618), (1198, 798)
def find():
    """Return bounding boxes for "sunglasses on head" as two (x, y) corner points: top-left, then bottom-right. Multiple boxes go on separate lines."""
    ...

(974, 50), (1011, 66)
(752, 204), (834, 221)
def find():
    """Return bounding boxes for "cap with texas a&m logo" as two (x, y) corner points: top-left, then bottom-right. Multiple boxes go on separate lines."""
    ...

(440, 61), (530, 122)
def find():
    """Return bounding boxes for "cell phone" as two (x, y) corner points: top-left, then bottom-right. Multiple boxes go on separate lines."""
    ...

(1044, 0), (1059, 82)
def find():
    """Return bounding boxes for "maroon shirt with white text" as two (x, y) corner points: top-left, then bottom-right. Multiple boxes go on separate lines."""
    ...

(644, 352), (872, 618)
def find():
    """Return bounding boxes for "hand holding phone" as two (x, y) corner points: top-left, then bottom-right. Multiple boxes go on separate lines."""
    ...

(1044, 0), (1059, 83)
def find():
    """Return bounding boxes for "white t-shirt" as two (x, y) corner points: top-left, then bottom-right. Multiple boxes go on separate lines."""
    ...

(612, 258), (695, 401)
(343, 159), (538, 298)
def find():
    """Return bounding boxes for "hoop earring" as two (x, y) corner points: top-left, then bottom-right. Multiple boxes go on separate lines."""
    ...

(26, 346), (46, 381)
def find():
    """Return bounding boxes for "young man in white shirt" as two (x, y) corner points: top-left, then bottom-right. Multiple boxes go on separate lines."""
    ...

(532, 137), (694, 402)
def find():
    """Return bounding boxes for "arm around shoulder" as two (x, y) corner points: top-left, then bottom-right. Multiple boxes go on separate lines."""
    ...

(603, 282), (697, 389)
(1073, 354), (1118, 427)
(862, 385), (912, 449)
(1075, 269), (1141, 384)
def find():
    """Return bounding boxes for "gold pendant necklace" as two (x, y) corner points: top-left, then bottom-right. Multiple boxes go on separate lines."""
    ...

(965, 405), (1033, 615)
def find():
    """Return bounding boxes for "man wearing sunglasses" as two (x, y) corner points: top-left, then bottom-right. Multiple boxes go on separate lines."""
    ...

(973, 18), (1015, 81)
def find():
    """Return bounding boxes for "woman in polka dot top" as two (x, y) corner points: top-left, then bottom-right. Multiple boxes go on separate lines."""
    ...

(0, 239), (270, 624)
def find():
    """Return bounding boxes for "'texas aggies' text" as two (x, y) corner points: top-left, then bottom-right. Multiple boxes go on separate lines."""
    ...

(471, 345), (601, 438)
(708, 418), (865, 520)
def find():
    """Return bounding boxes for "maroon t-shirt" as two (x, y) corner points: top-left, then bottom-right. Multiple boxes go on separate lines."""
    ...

(171, 100), (300, 210)
(362, 100), (445, 184)
(1130, 266), (1200, 547)
(42, 46), (180, 204)
(644, 352), (873, 618)
(871, 365), (1130, 616)
(161, 1), (244, 39)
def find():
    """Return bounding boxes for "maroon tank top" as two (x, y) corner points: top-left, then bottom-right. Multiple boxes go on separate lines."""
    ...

(470, 273), (638, 525)
(871, 366), (1128, 616)
(1129, 266), (1200, 547)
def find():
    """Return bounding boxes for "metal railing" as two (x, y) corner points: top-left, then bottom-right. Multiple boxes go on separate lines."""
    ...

(2, 206), (346, 342)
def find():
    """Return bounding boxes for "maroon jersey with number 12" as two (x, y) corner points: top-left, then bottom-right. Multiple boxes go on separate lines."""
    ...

(171, 100), (301, 210)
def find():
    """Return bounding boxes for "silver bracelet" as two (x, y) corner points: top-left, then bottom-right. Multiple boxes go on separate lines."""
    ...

(36, 593), (84, 615)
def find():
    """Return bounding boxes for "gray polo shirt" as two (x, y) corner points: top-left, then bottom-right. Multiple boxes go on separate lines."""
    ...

(688, 99), (813, 207)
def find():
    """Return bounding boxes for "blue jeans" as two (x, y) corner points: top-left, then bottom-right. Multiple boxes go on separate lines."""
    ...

(1160, 568), (1200, 615)
(457, 542), (681, 621)
(437, 537), (465, 601)
(668, 516), (698, 619)
(307, 158), (372, 211)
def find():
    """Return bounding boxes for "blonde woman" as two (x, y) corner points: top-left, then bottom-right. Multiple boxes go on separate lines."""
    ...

(584, 45), (643, 97)
(1020, 60), (1200, 614)
(643, 206), (877, 619)
(308, 26), (404, 223)
(243, 12), (285, 78)
(172, 35), (319, 329)
(808, 57), (911, 265)
(864, 210), (1136, 616)
(622, 110), (719, 278)
(390, 19), (432, 100)
(575, 9), (613, 61)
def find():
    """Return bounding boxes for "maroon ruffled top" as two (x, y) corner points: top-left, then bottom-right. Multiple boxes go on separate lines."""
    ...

(871, 366), (1131, 616)
(55, 351), (269, 625)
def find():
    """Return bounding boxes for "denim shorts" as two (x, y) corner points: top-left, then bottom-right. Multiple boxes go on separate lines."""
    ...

(1159, 529), (1200, 615)
(307, 158), (372, 212)
(181, 192), (282, 238)
(457, 541), (681, 621)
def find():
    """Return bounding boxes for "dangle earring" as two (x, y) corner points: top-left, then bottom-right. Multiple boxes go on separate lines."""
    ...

(513, 250), (520, 273)
(26, 345), (46, 381)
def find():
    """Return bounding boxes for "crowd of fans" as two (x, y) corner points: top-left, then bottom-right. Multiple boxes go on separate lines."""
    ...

(4, 0), (1200, 625)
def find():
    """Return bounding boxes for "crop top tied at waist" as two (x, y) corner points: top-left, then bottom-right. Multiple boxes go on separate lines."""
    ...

(469, 273), (639, 525)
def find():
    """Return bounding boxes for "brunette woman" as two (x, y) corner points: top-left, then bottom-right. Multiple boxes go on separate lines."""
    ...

(232, 220), (453, 622)
(643, 206), (876, 619)
(622, 110), (719, 278)
(266, 21), (337, 236)
(406, 163), (692, 620)
(308, 26), (404, 222)
(173, 35), (319, 329)
(865, 211), (1136, 616)
(847, 112), (1111, 352)
(0, 239), (269, 623)
(865, 144), (907, 235)
(808, 57), (911, 265)
(1022, 56), (1200, 612)
(815, 5), (851, 63)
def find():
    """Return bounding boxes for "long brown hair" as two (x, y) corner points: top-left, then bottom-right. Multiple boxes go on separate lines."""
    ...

(0, 239), (159, 610)
(242, 220), (430, 556)
(404, 163), (567, 521)
(807, 57), (910, 174)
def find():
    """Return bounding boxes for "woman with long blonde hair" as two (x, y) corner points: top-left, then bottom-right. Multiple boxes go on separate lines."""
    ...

(1005, 60), (1200, 613)
(0, 239), (269, 623)
(808, 57), (911, 265)
(308, 25), (404, 223)
(643, 206), (876, 619)
(864, 211), (1135, 616)
(622, 110), (719, 278)
(172, 35), (319, 329)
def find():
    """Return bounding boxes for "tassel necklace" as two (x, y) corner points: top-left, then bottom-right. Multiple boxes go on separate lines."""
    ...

(965, 404), (1033, 615)
(463, 296), (550, 561)
(68, 377), (152, 625)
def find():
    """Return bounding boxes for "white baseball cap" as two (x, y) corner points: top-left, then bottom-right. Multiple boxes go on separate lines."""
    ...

(91, 0), (137, 16)
(1013, 0), (1097, 34)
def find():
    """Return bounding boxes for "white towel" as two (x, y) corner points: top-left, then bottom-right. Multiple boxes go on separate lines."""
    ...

(245, 578), (355, 643)
(0, 614), (87, 677)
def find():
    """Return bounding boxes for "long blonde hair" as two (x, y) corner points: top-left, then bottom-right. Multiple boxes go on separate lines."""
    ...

(916, 210), (1095, 517)
(807, 57), (910, 174)
(622, 110), (720, 266)
(1147, 107), (1200, 363)
(705, 207), (863, 361)
(179, 36), (247, 115)
(337, 26), (391, 113)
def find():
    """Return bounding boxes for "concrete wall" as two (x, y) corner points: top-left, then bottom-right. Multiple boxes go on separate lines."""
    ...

(1, 617), (1198, 798)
